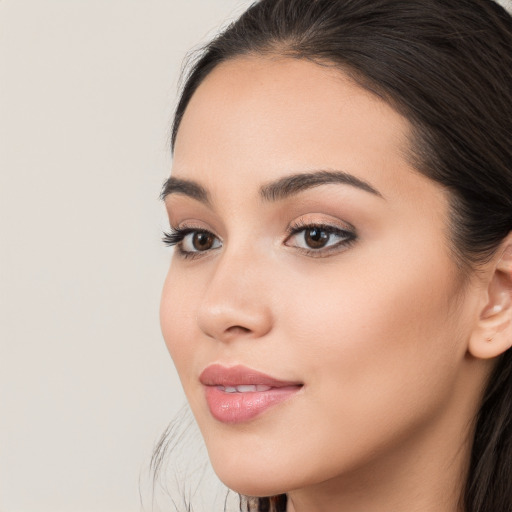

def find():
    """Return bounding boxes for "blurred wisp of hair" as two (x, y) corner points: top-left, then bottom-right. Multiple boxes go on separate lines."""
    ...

(143, 405), (240, 512)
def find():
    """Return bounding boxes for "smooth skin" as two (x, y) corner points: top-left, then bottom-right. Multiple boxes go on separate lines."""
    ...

(160, 57), (512, 512)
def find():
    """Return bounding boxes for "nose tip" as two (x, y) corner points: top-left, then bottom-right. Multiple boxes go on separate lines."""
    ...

(197, 299), (273, 342)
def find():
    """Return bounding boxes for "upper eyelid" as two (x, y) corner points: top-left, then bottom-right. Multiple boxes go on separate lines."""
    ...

(285, 223), (356, 242)
(172, 226), (221, 241)
(172, 221), (221, 236)
(171, 222), (353, 236)
(287, 219), (356, 235)
(171, 220), (356, 237)
(289, 222), (351, 232)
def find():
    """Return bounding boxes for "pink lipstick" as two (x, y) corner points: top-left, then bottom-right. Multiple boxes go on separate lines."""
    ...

(200, 364), (302, 424)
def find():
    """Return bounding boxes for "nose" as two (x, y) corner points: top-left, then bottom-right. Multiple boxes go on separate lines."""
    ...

(196, 247), (273, 343)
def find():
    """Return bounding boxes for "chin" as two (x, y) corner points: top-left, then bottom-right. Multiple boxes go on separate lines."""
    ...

(208, 451), (292, 498)
(218, 474), (287, 499)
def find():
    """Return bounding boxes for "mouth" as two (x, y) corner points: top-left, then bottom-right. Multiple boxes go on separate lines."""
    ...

(199, 364), (303, 424)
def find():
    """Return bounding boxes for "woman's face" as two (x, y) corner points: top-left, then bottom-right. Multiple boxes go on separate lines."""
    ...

(160, 57), (482, 498)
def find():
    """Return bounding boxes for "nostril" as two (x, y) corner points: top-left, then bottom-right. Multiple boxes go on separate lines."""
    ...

(226, 325), (252, 335)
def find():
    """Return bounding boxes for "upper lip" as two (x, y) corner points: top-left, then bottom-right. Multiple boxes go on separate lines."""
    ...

(199, 364), (303, 388)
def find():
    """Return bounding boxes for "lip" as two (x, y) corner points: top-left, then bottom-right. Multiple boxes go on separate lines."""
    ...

(200, 364), (303, 424)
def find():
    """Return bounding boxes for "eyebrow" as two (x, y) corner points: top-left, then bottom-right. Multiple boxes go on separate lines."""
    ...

(160, 169), (383, 204)
(260, 170), (383, 201)
(160, 177), (210, 204)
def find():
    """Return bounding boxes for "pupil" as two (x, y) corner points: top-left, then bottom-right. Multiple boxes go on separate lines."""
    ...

(193, 232), (213, 251)
(306, 228), (329, 248)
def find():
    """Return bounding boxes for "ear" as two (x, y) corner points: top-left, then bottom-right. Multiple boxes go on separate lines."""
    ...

(469, 234), (512, 359)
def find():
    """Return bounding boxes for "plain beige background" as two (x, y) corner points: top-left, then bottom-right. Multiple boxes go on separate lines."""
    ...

(0, 1), (252, 511)
(1, 1), (511, 511)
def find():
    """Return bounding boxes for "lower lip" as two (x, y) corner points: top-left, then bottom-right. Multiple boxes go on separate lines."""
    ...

(204, 385), (301, 424)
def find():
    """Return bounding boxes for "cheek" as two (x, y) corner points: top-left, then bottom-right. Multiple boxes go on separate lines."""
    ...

(281, 244), (465, 432)
(160, 264), (201, 381)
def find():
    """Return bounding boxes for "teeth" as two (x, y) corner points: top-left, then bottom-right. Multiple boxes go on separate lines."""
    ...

(237, 385), (257, 393)
(217, 385), (272, 393)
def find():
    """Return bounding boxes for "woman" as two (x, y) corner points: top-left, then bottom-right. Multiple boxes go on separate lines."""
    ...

(157, 0), (512, 511)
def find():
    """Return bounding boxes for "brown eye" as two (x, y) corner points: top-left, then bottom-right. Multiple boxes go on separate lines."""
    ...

(285, 223), (356, 256)
(193, 232), (215, 251)
(304, 227), (330, 249)
(179, 229), (222, 254)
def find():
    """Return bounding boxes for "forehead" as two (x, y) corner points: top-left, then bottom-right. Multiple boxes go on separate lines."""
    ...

(172, 56), (420, 199)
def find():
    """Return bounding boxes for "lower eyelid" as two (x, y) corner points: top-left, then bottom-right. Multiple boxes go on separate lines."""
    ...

(298, 236), (357, 256)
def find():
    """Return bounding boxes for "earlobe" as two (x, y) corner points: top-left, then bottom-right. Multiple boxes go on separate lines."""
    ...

(469, 236), (512, 360)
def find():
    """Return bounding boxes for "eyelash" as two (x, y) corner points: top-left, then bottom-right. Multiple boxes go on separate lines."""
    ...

(162, 228), (217, 260)
(285, 220), (357, 257)
(162, 222), (357, 259)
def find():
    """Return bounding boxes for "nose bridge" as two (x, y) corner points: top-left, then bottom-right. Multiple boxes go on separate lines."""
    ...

(197, 241), (273, 341)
